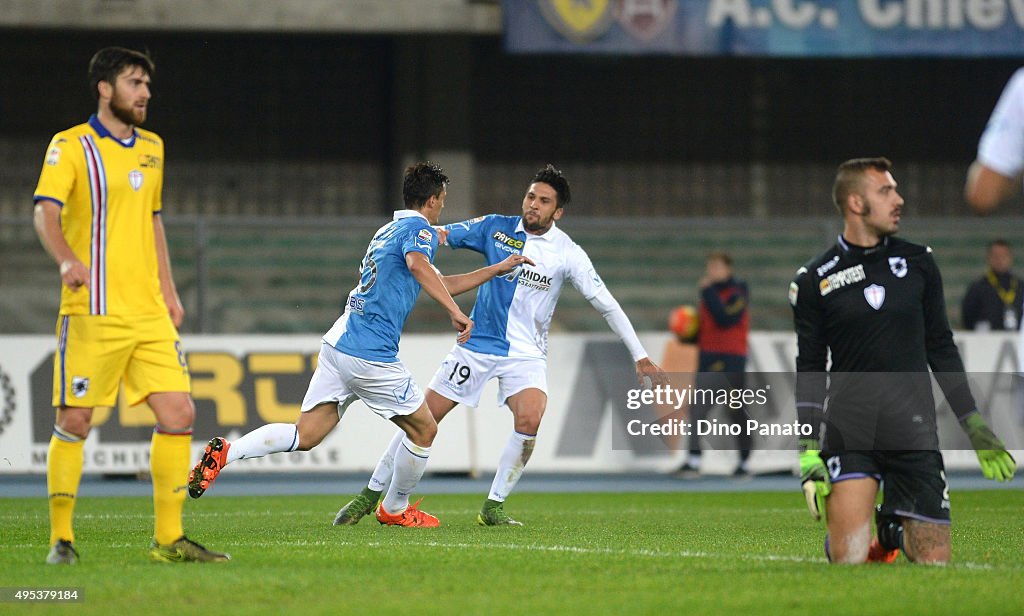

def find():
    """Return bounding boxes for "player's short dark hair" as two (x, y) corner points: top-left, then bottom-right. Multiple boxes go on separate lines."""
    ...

(988, 238), (1011, 251)
(88, 47), (155, 101)
(532, 164), (571, 208)
(403, 162), (449, 209)
(707, 250), (733, 267)
(832, 157), (893, 213)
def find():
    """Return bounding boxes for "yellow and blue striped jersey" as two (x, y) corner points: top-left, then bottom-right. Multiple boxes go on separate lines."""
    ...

(34, 115), (167, 316)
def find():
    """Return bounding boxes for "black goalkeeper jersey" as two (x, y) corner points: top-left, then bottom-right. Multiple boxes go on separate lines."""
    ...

(790, 235), (976, 450)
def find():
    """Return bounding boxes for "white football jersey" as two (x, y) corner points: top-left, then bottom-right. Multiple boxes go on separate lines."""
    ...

(979, 67), (1024, 178)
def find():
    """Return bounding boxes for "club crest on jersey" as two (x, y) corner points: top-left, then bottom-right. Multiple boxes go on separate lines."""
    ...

(889, 256), (908, 278)
(417, 228), (433, 243)
(819, 264), (865, 296)
(128, 169), (144, 191)
(864, 284), (885, 310)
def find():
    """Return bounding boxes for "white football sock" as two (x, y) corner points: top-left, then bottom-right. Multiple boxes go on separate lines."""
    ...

(226, 423), (299, 464)
(381, 436), (430, 514)
(368, 430), (404, 493)
(687, 453), (702, 470)
(487, 431), (536, 502)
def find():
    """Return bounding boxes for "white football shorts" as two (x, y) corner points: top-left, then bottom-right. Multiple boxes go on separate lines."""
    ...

(301, 342), (424, 419)
(428, 345), (547, 408)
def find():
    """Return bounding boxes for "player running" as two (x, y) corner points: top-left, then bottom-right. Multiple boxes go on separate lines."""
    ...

(187, 163), (532, 527)
(334, 164), (668, 527)
(791, 157), (1015, 564)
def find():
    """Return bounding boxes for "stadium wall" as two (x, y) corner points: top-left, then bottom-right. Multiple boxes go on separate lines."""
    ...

(0, 331), (1019, 476)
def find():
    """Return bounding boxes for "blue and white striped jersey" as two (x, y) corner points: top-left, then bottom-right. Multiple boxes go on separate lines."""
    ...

(323, 210), (438, 363)
(444, 214), (610, 359)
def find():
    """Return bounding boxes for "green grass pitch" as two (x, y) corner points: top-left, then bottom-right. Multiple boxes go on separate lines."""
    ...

(2, 490), (1022, 614)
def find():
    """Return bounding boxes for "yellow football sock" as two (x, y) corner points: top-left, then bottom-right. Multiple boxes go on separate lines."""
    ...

(151, 429), (191, 545)
(47, 429), (84, 546)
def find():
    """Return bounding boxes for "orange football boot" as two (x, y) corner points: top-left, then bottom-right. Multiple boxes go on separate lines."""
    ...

(375, 498), (440, 527)
(866, 537), (899, 563)
(187, 437), (230, 499)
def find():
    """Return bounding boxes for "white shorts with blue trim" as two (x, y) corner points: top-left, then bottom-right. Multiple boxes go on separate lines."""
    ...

(428, 345), (547, 408)
(301, 342), (424, 419)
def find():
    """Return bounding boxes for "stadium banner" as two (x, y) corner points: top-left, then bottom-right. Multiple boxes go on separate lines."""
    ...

(0, 332), (1020, 475)
(504, 0), (1024, 56)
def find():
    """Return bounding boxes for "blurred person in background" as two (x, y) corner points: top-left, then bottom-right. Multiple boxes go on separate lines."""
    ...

(961, 239), (1023, 332)
(675, 251), (752, 478)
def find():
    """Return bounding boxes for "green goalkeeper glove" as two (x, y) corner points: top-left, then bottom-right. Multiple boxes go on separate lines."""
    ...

(799, 439), (830, 522)
(960, 413), (1016, 482)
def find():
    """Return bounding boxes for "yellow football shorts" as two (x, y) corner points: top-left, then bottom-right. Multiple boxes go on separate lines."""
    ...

(52, 313), (191, 408)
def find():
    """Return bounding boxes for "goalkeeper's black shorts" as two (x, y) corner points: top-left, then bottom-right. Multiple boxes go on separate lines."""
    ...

(819, 450), (951, 524)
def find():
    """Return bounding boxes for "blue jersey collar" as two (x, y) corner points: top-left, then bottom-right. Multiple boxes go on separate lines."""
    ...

(88, 114), (138, 148)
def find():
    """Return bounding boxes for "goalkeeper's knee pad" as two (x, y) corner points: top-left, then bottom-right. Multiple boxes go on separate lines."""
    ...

(875, 505), (903, 551)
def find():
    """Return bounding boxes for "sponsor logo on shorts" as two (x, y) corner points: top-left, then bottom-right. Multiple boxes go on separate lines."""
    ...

(826, 456), (841, 480)
(392, 378), (416, 403)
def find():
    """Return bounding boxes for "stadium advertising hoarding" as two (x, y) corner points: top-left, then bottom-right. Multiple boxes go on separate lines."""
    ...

(505, 0), (1024, 56)
(0, 332), (1020, 475)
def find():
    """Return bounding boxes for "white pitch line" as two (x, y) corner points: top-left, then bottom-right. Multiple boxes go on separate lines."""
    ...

(362, 540), (825, 565)
(0, 538), (1009, 570)
(339, 540), (1012, 570)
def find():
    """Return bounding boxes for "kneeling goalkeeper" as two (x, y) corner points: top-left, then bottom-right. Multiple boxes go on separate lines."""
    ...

(790, 158), (1015, 564)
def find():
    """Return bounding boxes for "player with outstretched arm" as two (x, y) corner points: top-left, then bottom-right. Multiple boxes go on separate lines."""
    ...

(187, 163), (532, 528)
(333, 164), (668, 527)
